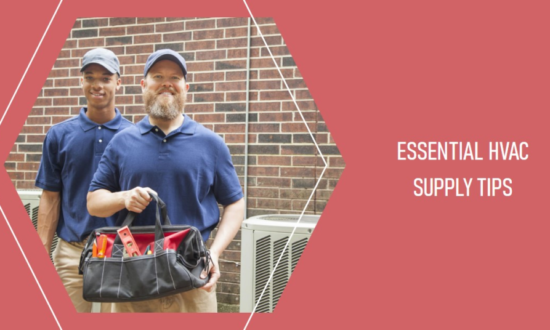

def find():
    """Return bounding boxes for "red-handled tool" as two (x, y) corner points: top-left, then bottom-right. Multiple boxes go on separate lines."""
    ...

(117, 226), (141, 257)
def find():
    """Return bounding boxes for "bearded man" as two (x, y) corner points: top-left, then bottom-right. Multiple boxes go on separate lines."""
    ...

(87, 49), (244, 313)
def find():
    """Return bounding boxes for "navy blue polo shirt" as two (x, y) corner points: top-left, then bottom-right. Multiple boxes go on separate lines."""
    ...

(89, 114), (243, 241)
(35, 108), (133, 242)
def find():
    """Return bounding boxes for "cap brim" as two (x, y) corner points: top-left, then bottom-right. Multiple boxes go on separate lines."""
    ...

(81, 61), (119, 75)
(145, 54), (187, 77)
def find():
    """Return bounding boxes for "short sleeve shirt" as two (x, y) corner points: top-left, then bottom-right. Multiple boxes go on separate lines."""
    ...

(35, 108), (133, 242)
(89, 114), (243, 241)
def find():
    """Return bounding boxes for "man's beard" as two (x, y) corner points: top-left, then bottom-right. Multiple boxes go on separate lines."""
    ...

(144, 88), (185, 120)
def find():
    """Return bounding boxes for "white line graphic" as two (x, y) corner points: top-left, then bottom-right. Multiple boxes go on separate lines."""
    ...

(0, 1), (64, 329)
(242, 1), (329, 329)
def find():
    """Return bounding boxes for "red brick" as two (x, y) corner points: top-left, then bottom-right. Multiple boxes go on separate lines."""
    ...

(194, 30), (223, 40)
(224, 134), (245, 143)
(118, 55), (135, 65)
(138, 17), (165, 24)
(282, 122), (313, 133)
(16, 181), (37, 189)
(225, 92), (246, 102)
(163, 32), (192, 42)
(34, 98), (51, 106)
(55, 59), (79, 68)
(185, 40), (215, 51)
(224, 27), (248, 38)
(256, 198), (283, 209)
(194, 72), (224, 82)
(100, 27), (126, 36)
(196, 50), (226, 61)
(193, 92), (224, 102)
(156, 22), (184, 33)
(185, 104), (214, 113)
(259, 112), (292, 122)
(124, 65), (143, 75)
(250, 102), (281, 111)
(27, 135), (46, 143)
(252, 25), (280, 35)
(255, 18), (276, 25)
(186, 19), (215, 30)
(217, 38), (247, 49)
(227, 49), (248, 58)
(187, 62), (214, 72)
(260, 69), (293, 79)
(257, 177), (291, 187)
(261, 46), (290, 57)
(281, 167), (316, 177)
(53, 97), (78, 106)
(44, 89), (69, 97)
(250, 80), (281, 90)
(62, 40), (77, 49)
(248, 167), (279, 176)
(193, 114), (225, 122)
(26, 117), (51, 125)
(78, 38), (105, 48)
(251, 58), (277, 69)
(258, 156), (291, 166)
(17, 162), (40, 171)
(70, 88), (84, 96)
(8, 172), (24, 180)
(6, 153), (24, 161)
(248, 187), (279, 198)
(329, 156), (346, 167)
(217, 18), (248, 28)
(295, 90), (313, 99)
(110, 17), (136, 26)
(52, 116), (73, 124)
(135, 34), (165, 45)
(225, 71), (246, 80)
(249, 123), (279, 133)
(128, 25), (154, 34)
(214, 124), (245, 133)
(29, 108), (44, 116)
(251, 35), (282, 47)
(126, 45), (154, 54)
(215, 81), (246, 92)
(260, 91), (292, 101)
(283, 101), (317, 111)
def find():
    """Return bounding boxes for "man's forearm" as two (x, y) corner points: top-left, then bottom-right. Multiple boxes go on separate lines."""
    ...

(37, 190), (60, 252)
(87, 187), (156, 217)
(87, 189), (128, 217)
(210, 198), (245, 258)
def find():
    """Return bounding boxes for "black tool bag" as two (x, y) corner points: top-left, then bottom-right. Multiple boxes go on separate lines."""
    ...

(79, 194), (210, 302)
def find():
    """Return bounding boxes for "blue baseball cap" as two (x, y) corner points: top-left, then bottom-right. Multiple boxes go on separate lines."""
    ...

(143, 49), (187, 80)
(80, 48), (120, 76)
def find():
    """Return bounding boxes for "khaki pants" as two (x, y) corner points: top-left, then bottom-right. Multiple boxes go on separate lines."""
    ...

(111, 286), (217, 313)
(52, 239), (110, 313)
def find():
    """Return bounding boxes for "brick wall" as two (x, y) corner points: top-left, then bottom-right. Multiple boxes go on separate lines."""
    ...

(6, 17), (344, 310)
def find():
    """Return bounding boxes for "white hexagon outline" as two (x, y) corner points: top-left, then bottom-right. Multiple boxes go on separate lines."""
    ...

(0, 1), (333, 328)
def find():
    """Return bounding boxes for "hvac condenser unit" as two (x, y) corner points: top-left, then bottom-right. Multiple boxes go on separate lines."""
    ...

(17, 190), (58, 260)
(240, 214), (320, 313)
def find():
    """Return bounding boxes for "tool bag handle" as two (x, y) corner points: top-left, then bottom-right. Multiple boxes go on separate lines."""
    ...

(113, 192), (171, 248)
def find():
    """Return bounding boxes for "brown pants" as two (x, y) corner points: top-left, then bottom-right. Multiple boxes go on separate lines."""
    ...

(52, 239), (110, 313)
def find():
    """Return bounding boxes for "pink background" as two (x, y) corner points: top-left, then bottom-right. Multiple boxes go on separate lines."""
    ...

(1, 0), (549, 329)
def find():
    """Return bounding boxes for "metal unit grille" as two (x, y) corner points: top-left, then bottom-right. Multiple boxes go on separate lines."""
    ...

(18, 190), (58, 261)
(254, 236), (271, 313)
(240, 214), (320, 313)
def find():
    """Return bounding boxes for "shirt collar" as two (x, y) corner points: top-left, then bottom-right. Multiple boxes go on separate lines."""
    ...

(137, 114), (197, 135)
(78, 107), (124, 132)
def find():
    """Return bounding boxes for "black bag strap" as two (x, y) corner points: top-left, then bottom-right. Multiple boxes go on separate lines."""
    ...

(114, 193), (170, 247)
